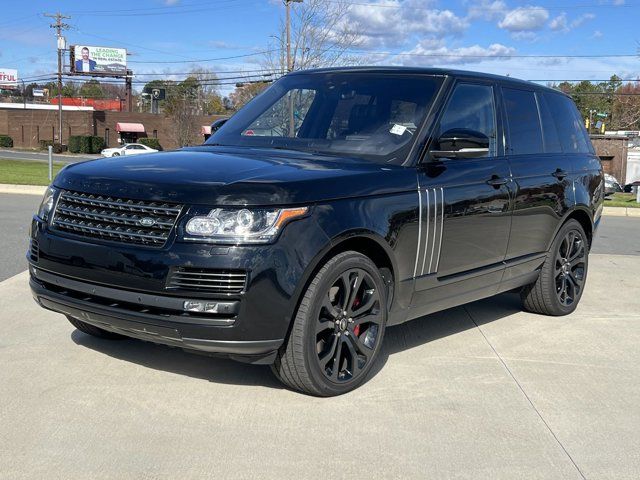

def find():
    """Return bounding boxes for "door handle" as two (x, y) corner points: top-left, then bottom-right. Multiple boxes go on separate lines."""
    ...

(486, 175), (508, 188)
(552, 169), (568, 180)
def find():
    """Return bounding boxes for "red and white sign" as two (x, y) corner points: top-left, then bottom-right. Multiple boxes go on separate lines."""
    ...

(0, 68), (18, 88)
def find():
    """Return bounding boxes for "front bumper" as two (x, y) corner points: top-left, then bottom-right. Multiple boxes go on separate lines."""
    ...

(28, 212), (330, 363)
(30, 267), (284, 363)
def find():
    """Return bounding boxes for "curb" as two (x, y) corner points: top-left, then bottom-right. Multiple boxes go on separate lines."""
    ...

(0, 184), (47, 196)
(603, 206), (640, 217)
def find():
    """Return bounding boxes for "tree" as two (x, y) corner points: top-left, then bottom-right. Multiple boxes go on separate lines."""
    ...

(612, 81), (640, 130)
(264, 0), (363, 72)
(188, 67), (227, 115)
(228, 82), (270, 110)
(164, 77), (200, 147)
(79, 79), (104, 98)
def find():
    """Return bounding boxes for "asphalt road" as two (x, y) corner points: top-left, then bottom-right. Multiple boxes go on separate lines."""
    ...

(0, 193), (40, 281)
(1, 192), (638, 282)
(0, 149), (98, 163)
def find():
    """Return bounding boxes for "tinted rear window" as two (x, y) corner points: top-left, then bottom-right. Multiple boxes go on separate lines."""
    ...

(503, 88), (544, 155)
(543, 92), (594, 154)
(537, 93), (563, 153)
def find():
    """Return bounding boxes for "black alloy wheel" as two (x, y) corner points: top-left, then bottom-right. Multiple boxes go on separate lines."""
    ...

(554, 230), (586, 307)
(521, 219), (589, 316)
(271, 251), (388, 396)
(315, 268), (383, 383)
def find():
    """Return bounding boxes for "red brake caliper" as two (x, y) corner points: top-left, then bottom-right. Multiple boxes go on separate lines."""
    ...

(352, 294), (361, 337)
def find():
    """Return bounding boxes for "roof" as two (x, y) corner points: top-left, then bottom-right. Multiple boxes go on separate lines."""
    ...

(116, 122), (145, 133)
(288, 66), (566, 96)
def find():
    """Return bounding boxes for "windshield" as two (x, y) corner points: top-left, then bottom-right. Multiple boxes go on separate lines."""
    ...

(206, 72), (444, 164)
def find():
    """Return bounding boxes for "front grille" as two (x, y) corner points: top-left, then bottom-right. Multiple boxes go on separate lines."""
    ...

(51, 190), (182, 248)
(167, 268), (247, 294)
(29, 240), (39, 262)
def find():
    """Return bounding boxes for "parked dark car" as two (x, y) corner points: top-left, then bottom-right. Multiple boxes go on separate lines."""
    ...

(28, 68), (603, 396)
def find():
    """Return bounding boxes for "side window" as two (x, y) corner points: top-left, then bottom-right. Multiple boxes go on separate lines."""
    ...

(536, 93), (562, 153)
(437, 83), (497, 157)
(503, 88), (543, 155)
(543, 92), (594, 154)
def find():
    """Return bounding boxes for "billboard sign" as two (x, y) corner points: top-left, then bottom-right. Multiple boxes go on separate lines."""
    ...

(71, 45), (127, 75)
(0, 68), (18, 88)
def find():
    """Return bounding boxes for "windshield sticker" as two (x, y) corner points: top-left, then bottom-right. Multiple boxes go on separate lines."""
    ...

(390, 124), (407, 136)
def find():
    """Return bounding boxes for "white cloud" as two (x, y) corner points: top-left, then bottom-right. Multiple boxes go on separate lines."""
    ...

(549, 13), (568, 31)
(550, 12), (595, 33)
(395, 38), (517, 66)
(467, 0), (507, 21)
(498, 6), (549, 32)
(164, 0), (180, 5)
(343, 0), (468, 48)
(591, 30), (604, 39)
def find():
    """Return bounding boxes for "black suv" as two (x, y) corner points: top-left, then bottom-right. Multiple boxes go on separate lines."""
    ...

(29, 68), (603, 396)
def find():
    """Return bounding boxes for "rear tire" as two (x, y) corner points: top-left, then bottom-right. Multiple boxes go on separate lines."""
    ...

(271, 251), (388, 396)
(66, 315), (126, 340)
(521, 219), (588, 316)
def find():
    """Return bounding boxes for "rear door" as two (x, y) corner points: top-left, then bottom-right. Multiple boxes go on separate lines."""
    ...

(502, 87), (573, 264)
(411, 80), (513, 315)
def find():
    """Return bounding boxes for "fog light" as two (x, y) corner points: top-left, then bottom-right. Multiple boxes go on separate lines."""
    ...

(183, 300), (205, 312)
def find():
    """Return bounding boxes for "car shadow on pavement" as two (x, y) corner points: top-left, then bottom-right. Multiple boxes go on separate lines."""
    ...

(70, 292), (524, 392)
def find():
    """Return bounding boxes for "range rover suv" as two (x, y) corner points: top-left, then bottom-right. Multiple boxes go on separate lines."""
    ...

(28, 68), (603, 396)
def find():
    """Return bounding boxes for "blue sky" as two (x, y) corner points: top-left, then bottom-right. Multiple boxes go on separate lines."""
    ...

(1, 0), (638, 94)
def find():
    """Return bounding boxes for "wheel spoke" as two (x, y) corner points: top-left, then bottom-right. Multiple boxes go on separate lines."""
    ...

(319, 334), (338, 369)
(329, 338), (344, 380)
(339, 272), (354, 311)
(322, 295), (340, 319)
(316, 319), (334, 335)
(343, 336), (363, 375)
(352, 332), (373, 355)
(345, 270), (362, 314)
(352, 312), (382, 326)
(566, 232), (576, 258)
(351, 288), (376, 316)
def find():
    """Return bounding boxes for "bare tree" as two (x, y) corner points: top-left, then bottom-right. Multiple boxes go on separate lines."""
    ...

(264, 0), (364, 72)
(188, 67), (226, 114)
(612, 82), (640, 130)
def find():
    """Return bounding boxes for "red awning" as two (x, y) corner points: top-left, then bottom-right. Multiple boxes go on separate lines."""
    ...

(201, 125), (212, 135)
(116, 122), (145, 133)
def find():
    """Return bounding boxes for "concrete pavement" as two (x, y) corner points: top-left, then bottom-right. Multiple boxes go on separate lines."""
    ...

(0, 253), (638, 479)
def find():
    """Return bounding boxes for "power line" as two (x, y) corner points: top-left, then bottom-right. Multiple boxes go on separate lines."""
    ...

(128, 49), (279, 64)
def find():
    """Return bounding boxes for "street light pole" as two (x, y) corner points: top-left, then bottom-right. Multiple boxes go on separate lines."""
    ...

(44, 12), (70, 147)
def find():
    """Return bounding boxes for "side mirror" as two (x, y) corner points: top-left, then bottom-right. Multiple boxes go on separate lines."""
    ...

(431, 128), (490, 159)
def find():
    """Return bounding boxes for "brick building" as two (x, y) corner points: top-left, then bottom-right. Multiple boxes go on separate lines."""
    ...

(590, 135), (628, 183)
(0, 104), (224, 150)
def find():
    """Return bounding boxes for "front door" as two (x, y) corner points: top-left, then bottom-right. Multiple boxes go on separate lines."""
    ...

(410, 81), (513, 316)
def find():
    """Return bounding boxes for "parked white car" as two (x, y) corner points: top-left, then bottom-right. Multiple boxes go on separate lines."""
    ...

(101, 143), (158, 157)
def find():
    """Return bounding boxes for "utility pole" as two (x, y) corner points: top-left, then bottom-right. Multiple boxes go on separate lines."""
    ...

(284, 0), (302, 137)
(44, 12), (71, 146)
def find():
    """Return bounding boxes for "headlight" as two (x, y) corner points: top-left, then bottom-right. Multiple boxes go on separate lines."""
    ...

(185, 206), (308, 244)
(37, 186), (57, 221)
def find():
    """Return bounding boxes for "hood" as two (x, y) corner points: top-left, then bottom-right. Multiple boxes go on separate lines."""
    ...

(53, 146), (416, 206)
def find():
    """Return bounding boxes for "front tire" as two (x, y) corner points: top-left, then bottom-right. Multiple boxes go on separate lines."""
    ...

(521, 219), (589, 316)
(66, 315), (126, 340)
(272, 251), (388, 396)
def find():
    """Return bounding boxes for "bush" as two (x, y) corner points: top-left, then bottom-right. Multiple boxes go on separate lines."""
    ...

(0, 135), (13, 148)
(38, 140), (65, 153)
(68, 135), (105, 154)
(91, 136), (105, 153)
(68, 136), (82, 153)
(139, 137), (162, 151)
